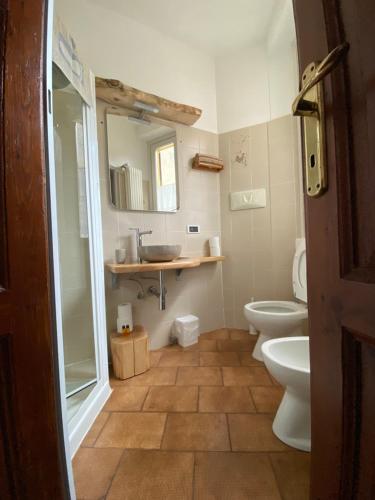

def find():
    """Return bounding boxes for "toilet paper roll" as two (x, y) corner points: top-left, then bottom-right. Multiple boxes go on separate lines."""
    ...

(117, 303), (133, 332)
(209, 236), (220, 247)
(209, 246), (221, 257)
(118, 302), (132, 318)
(209, 236), (221, 257)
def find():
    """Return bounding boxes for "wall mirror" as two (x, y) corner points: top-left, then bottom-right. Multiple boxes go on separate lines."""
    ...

(106, 112), (179, 212)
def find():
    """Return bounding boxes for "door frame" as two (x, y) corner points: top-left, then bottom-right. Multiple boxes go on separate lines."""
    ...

(0, 0), (70, 497)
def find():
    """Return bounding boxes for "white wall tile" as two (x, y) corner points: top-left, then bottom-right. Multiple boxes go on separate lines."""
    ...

(219, 115), (303, 328)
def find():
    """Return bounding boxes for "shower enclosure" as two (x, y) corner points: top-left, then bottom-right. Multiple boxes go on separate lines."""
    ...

(53, 65), (99, 420)
(47, 15), (110, 473)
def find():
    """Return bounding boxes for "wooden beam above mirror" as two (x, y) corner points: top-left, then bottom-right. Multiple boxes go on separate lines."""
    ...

(95, 77), (202, 126)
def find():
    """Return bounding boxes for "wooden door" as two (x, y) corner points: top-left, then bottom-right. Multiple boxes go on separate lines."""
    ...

(0, 1), (68, 498)
(293, 1), (375, 498)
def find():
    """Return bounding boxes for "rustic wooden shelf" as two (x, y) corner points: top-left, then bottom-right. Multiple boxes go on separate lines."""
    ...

(107, 256), (225, 310)
(198, 256), (226, 264)
(96, 77), (202, 126)
(192, 153), (224, 172)
(106, 255), (225, 275)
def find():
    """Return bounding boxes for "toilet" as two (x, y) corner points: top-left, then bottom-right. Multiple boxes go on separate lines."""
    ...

(261, 336), (310, 451)
(243, 238), (308, 361)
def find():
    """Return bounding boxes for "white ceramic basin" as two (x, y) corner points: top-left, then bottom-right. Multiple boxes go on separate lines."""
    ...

(139, 245), (182, 262)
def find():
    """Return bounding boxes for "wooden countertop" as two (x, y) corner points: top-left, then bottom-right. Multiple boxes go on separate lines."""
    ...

(106, 255), (225, 274)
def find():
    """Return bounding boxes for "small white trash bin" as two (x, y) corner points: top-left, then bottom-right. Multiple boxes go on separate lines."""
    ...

(174, 315), (200, 348)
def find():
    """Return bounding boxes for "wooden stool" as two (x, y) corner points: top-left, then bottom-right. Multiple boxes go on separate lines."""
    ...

(110, 325), (150, 380)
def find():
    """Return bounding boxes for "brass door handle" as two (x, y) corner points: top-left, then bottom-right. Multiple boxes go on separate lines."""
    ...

(293, 42), (349, 117)
(292, 42), (349, 197)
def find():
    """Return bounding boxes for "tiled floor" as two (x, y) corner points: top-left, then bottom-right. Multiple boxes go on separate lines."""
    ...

(73, 328), (310, 499)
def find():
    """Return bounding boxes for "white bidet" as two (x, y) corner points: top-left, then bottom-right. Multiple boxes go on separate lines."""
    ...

(261, 336), (310, 452)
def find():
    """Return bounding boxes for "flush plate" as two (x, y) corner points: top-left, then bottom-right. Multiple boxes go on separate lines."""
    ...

(230, 188), (266, 211)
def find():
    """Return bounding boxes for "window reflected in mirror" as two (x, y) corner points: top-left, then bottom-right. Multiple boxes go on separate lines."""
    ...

(106, 112), (179, 212)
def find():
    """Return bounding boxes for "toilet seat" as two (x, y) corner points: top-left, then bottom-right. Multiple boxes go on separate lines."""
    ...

(293, 239), (307, 303)
(246, 301), (307, 318)
(244, 299), (308, 361)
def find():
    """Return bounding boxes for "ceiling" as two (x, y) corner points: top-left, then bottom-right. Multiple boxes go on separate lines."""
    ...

(88, 0), (278, 56)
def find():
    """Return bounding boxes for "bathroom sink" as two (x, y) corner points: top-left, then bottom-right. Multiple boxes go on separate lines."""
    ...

(139, 245), (182, 262)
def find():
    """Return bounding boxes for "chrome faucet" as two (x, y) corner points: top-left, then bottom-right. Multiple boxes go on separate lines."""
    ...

(129, 227), (152, 263)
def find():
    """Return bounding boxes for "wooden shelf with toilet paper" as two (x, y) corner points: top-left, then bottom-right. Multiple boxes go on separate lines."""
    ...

(110, 325), (150, 380)
(192, 153), (224, 172)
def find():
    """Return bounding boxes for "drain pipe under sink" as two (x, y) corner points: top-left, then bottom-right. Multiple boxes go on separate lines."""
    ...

(148, 270), (167, 310)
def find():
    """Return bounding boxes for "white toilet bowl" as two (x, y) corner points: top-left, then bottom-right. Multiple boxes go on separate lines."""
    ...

(244, 238), (308, 361)
(243, 301), (307, 360)
(261, 336), (310, 452)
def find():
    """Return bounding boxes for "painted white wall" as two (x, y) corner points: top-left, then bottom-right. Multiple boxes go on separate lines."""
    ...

(56, 0), (218, 133)
(215, 0), (298, 132)
(215, 45), (270, 133)
(267, 0), (299, 120)
(57, 0), (298, 134)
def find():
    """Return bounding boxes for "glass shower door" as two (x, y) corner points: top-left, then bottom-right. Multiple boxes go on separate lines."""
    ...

(52, 64), (97, 420)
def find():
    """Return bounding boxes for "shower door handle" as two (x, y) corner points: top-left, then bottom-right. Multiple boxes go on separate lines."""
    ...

(292, 42), (349, 197)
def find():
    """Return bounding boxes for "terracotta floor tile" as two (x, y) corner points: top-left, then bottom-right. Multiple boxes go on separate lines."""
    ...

(162, 413), (230, 451)
(158, 350), (199, 367)
(194, 452), (281, 500)
(76, 328), (312, 499)
(150, 351), (162, 367)
(161, 343), (183, 351)
(81, 412), (110, 447)
(200, 328), (229, 340)
(223, 366), (273, 386)
(199, 386), (255, 413)
(73, 447), (123, 499)
(217, 339), (254, 352)
(176, 367), (222, 386)
(238, 351), (264, 366)
(228, 414), (289, 451)
(95, 412), (166, 449)
(160, 343), (198, 351)
(106, 450), (194, 500)
(198, 339), (217, 351)
(182, 342), (200, 351)
(199, 351), (240, 366)
(229, 329), (252, 340)
(103, 387), (149, 412)
(143, 386), (198, 412)
(120, 367), (177, 386)
(270, 452), (311, 500)
(251, 386), (285, 413)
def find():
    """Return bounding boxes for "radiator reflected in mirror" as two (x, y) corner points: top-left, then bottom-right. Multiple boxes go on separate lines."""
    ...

(106, 112), (179, 212)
